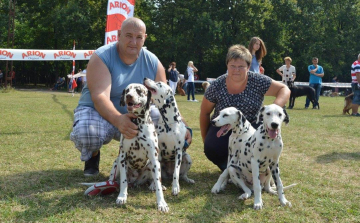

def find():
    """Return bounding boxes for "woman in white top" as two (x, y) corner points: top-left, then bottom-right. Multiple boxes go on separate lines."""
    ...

(276, 56), (296, 86)
(186, 61), (198, 102)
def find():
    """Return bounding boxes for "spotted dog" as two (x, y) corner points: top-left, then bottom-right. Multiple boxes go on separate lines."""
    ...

(210, 107), (256, 194)
(116, 83), (168, 212)
(212, 105), (295, 210)
(144, 78), (194, 196)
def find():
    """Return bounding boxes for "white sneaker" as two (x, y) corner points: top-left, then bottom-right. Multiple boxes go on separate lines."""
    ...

(193, 99), (198, 102)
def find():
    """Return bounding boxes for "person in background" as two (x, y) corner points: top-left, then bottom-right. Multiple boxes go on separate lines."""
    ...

(276, 56), (296, 86)
(350, 54), (360, 116)
(200, 44), (290, 171)
(186, 61), (198, 102)
(70, 17), (192, 179)
(76, 69), (83, 92)
(305, 57), (324, 109)
(167, 62), (179, 95)
(248, 37), (267, 73)
(0, 69), (3, 84)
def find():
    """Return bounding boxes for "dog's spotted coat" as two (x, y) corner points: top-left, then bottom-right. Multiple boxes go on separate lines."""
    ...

(144, 78), (194, 196)
(114, 83), (168, 212)
(211, 105), (293, 210)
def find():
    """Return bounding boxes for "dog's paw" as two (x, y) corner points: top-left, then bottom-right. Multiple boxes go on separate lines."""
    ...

(238, 192), (251, 200)
(280, 198), (292, 207)
(157, 200), (169, 213)
(211, 185), (221, 194)
(183, 177), (195, 184)
(172, 186), (180, 196)
(253, 200), (264, 210)
(148, 182), (156, 191)
(116, 196), (127, 205)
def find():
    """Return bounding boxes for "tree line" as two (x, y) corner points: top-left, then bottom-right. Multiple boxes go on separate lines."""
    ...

(1, 0), (359, 86)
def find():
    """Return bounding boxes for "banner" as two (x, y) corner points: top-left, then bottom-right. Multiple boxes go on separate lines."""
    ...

(0, 49), (95, 61)
(104, 0), (135, 45)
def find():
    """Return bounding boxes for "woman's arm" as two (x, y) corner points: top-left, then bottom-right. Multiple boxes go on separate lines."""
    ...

(265, 80), (290, 107)
(200, 97), (215, 143)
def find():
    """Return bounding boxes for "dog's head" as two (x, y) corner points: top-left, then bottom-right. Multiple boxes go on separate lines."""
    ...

(211, 107), (248, 137)
(120, 83), (151, 115)
(287, 80), (294, 89)
(256, 104), (289, 139)
(143, 78), (174, 107)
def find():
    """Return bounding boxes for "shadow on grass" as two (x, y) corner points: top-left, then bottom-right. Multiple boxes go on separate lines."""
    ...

(316, 151), (360, 163)
(51, 94), (74, 139)
(1, 169), (251, 222)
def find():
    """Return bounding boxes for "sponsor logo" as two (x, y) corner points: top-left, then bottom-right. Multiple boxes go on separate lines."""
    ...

(54, 51), (76, 59)
(106, 35), (118, 45)
(0, 50), (14, 59)
(109, 1), (131, 14)
(22, 50), (46, 59)
(84, 51), (94, 59)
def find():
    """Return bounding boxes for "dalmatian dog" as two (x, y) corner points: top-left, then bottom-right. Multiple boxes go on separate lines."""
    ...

(144, 78), (195, 196)
(116, 83), (168, 212)
(211, 105), (295, 210)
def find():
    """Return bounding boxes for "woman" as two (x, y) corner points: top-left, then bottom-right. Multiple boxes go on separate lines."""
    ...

(200, 44), (290, 171)
(186, 61), (199, 102)
(167, 62), (179, 95)
(248, 37), (267, 73)
(276, 56), (296, 86)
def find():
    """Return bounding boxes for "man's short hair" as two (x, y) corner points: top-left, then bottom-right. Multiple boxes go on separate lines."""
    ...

(312, 57), (318, 61)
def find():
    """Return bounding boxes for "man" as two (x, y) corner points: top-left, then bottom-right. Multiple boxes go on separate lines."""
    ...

(350, 54), (360, 116)
(276, 56), (296, 86)
(70, 17), (192, 177)
(305, 57), (324, 109)
(167, 62), (179, 95)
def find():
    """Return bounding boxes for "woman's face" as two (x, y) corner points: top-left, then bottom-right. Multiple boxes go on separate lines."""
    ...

(253, 40), (261, 52)
(227, 58), (249, 80)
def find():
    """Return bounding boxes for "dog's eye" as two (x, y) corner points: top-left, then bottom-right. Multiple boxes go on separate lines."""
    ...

(266, 112), (271, 116)
(136, 89), (142, 95)
(223, 114), (228, 117)
(279, 113), (282, 117)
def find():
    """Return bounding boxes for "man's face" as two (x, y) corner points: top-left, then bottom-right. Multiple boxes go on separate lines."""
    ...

(312, 59), (318, 65)
(118, 24), (147, 56)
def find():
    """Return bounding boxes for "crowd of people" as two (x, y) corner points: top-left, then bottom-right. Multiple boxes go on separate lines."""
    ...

(65, 17), (359, 185)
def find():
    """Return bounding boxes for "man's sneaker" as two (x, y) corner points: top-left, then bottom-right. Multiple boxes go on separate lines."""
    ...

(351, 113), (360, 116)
(84, 180), (119, 196)
(84, 151), (100, 177)
(192, 99), (198, 102)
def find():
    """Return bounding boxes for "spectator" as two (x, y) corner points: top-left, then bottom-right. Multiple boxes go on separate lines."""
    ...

(167, 62), (179, 95)
(70, 17), (192, 178)
(51, 77), (65, 90)
(200, 44), (290, 171)
(248, 37), (267, 73)
(305, 57), (324, 109)
(276, 56), (296, 86)
(186, 61), (198, 102)
(332, 76), (339, 93)
(350, 54), (360, 116)
(76, 69), (83, 92)
(82, 68), (87, 89)
(0, 69), (3, 84)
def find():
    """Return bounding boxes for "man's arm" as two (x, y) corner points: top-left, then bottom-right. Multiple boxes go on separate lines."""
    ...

(87, 54), (138, 139)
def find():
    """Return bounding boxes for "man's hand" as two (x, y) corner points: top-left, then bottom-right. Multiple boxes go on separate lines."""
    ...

(184, 128), (192, 149)
(118, 113), (139, 139)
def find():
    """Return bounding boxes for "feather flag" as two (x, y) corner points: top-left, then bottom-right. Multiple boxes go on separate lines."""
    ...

(104, 0), (135, 45)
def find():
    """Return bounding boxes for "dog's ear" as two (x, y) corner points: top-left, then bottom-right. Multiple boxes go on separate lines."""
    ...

(145, 89), (152, 110)
(120, 89), (126, 106)
(256, 106), (265, 123)
(283, 107), (290, 124)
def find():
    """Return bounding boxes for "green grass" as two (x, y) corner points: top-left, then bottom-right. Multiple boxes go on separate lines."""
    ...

(0, 89), (359, 222)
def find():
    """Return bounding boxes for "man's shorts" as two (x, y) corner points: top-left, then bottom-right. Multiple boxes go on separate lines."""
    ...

(70, 106), (121, 162)
(352, 83), (360, 105)
(70, 105), (161, 162)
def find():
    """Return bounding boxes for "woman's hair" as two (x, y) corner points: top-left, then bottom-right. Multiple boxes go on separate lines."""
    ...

(284, 56), (292, 62)
(248, 37), (267, 61)
(170, 62), (176, 66)
(226, 44), (252, 67)
(188, 61), (193, 67)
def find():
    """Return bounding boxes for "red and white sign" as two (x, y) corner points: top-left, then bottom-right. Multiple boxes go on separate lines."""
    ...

(0, 49), (95, 61)
(104, 0), (135, 45)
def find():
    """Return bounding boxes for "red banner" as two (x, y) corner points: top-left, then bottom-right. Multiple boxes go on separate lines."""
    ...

(104, 0), (135, 45)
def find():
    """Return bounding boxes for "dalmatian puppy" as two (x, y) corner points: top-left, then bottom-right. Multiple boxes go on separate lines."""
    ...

(116, 83), (168, 212)
(212, 105), (295, 210)
(144, 78), (194, 196)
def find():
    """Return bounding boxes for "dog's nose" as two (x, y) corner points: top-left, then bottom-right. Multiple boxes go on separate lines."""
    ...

(126, 94), (133, 100)
(210, 120), (216, 125)
(271, 123), (279, 129)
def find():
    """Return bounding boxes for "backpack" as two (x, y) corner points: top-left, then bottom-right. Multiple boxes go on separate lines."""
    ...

(184, 68), (189, 80)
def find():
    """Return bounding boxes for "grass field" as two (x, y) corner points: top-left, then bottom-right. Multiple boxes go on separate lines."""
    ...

(0, 88), (359, 222)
